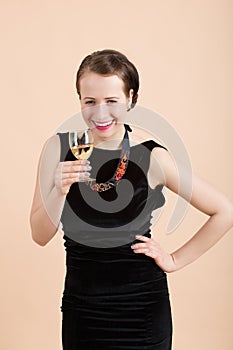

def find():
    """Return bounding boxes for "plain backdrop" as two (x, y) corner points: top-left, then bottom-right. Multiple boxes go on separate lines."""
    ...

(0, 1), (232, 349)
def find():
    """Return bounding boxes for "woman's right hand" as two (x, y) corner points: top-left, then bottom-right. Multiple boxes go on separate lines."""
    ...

(54, 159), (92, 195)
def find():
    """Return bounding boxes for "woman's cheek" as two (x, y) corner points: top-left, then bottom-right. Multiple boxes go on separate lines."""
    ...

(111, 104), (128, 123)
(81, 108), (93, 126)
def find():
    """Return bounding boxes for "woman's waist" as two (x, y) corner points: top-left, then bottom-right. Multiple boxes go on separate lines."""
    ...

(65, 247), (166, 286)
(64, 230), (150, 263)
(63, 229), (151, 250)
(66, 248), (155, 265)
(63, 257), (167, 298)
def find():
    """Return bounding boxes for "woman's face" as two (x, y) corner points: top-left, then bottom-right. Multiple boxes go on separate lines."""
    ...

(79, 71), (133, 142)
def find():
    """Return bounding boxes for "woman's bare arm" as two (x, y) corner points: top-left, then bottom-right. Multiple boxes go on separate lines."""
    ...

(30, 135), (66, 246)
(30, 134), (91, 246)
(132, 147), (233, 272)
(154, 148), (233, 270)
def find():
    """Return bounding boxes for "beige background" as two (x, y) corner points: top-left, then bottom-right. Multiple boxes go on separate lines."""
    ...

(1, 1), (233, 349)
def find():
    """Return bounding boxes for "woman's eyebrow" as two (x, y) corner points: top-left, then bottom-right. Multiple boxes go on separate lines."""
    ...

(83, 96), (120, 100)
(104, 97), (120, 99)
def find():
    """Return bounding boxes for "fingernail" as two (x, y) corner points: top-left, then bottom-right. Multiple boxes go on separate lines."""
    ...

(135, 235), (141, 238)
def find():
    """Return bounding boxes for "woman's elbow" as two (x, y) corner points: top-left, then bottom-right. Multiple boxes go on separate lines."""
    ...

(30, 217), (49, 247)
(219, 201), (233, 227)
(30, 228), (48, 247)
(29, 211), (58, 246)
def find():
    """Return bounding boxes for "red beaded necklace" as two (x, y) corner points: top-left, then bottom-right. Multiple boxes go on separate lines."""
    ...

(90, 124), (131, 192)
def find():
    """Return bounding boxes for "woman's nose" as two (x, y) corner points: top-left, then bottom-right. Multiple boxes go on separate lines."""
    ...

(93, 103), (110, 121)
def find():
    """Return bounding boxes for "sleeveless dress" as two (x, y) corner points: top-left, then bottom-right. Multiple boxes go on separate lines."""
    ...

(57, 128), (173, 350)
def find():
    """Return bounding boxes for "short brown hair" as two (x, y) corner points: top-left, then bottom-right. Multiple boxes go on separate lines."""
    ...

(76, 49), (139, 109)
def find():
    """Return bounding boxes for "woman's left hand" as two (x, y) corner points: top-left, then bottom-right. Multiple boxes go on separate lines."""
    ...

(131, 235), (178, 273)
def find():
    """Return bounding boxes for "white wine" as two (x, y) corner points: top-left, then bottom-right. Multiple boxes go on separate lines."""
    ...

(71, 143), (94, 160)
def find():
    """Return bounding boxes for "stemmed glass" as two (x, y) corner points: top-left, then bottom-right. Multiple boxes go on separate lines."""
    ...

(69, 129), (95, 183)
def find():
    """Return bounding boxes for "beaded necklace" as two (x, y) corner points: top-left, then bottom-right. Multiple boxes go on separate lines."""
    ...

(90, 124), (131, 192)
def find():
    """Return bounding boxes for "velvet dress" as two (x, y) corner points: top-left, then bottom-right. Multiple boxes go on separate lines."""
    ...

(57, 128), (173, 350)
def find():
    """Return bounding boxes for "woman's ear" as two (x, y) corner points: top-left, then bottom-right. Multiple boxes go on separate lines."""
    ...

(127, 89), (134, 110)
(129, 89), (134, 102)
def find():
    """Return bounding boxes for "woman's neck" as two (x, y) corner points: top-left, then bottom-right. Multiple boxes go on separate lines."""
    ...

(93, 123), (126, 150)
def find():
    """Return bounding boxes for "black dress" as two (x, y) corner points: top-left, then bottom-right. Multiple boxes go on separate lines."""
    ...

(57, 128), (173, 350)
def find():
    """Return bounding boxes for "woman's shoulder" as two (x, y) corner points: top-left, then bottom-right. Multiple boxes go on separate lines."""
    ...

(43, 134), (61, 152)
(38, 134), (61, 167)
(129, 124), (167, 151)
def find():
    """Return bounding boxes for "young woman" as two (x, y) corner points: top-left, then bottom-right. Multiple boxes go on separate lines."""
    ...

(30, 49), (233, 350)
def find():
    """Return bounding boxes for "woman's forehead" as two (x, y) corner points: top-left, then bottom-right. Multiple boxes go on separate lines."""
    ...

(79, 72), (125, 96)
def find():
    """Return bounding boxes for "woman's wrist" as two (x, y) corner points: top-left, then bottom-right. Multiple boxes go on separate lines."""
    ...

(169, 252), (186, 272)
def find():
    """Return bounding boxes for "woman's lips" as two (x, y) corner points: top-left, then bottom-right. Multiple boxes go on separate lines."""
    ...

(93, 120), (115, 131)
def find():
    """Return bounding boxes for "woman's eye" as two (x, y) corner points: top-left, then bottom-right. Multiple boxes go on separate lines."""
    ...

(85, 100), (95, 105)
(107, 100), (117, 104)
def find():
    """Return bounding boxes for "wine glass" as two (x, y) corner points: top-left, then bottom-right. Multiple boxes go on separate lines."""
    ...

(69, 129), (95, 183)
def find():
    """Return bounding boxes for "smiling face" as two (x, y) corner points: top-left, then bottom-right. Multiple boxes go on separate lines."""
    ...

(79, 71), (133, 143)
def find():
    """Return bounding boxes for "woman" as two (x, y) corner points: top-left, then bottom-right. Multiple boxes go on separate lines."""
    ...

(30, 49), (233, 350)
